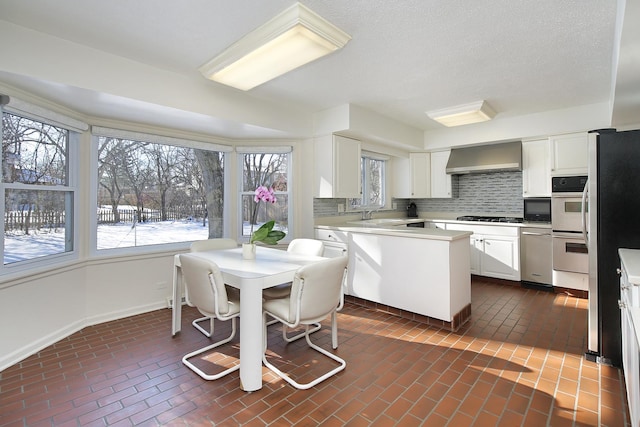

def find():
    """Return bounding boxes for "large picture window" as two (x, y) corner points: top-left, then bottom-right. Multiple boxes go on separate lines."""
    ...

(1, 112), (75, 265)
(238, 148), (290, 242)
(95, 132), (227, 250)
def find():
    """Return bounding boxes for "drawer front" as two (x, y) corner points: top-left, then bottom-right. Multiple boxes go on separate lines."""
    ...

(446, 223), (519, 237)
(315, 228), (349, 244)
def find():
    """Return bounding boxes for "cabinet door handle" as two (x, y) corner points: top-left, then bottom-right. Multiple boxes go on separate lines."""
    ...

(521, 232), (549, 236)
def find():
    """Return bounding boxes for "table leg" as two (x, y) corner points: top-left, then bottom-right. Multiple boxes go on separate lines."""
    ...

(239, 284), (263, 391)
(172, 264), (182, 336)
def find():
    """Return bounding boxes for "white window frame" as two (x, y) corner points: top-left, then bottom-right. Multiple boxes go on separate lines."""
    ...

(348, 151), (389, 211)
(0, 99), (82, 274)
(90, 126), (233, 256)
(236, 146), (292, 244)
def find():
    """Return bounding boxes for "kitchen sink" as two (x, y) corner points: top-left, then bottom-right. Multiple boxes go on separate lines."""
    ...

(346, 218), (411, 226)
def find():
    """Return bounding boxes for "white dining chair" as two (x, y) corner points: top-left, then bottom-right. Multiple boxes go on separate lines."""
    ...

(262, 256), (348, 389)
(179, 253), (240, 380)
(262, 238), (324, 299)
(263, 238), (325, 341)
(188, 238), (238, 337)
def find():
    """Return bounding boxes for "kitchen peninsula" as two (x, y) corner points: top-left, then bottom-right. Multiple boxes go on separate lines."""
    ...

(315, 219), (472, 331)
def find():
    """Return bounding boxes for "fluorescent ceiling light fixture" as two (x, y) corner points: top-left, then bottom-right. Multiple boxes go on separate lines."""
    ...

(426, 101), (496, 127)
(198, 2), (351, 91)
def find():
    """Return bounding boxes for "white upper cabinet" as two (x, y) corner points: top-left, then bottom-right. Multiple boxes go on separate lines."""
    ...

(314, 134), (362, 198)
(410, 152), (431, 198)
(430, 150), (452, 198)
(550, 132), (589, 176)
(522, 139), (551, 197)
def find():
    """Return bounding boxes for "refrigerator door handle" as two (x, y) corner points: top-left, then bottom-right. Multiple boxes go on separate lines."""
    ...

(581, 178), (589, 245)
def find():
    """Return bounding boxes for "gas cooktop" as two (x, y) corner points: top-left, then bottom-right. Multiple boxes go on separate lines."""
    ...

(456, 215), (524, 223)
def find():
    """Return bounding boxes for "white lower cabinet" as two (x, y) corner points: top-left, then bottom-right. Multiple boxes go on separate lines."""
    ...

(619, 249), (640, 427)
(621, 304), (640, 427)
(314, 226), (471, 322)
(348, 231), (470, 322)
(448, 224), (521, 281)
(315, 228), (349, 295)
(314, 228), (348, 258)
(479, 236), (520, 280)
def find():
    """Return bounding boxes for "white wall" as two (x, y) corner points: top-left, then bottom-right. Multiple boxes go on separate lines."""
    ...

(0, 253), (179, 371)
(0, 264), (87, 370)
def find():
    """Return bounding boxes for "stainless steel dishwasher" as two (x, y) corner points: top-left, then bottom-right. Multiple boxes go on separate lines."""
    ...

(521, 226), (553, 289)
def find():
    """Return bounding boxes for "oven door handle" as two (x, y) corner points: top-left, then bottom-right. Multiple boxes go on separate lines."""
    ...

(552, 232), (585, 239)
(581, 178), (589, 246)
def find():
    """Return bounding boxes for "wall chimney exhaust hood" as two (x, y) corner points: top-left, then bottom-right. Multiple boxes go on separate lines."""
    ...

(445, 141), (522, 174)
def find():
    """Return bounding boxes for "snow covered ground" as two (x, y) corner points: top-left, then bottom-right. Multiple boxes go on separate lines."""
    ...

(4, 220), (210, 264)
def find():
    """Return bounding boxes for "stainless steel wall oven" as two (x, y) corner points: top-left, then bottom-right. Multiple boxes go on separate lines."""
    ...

(551, 176), (589, 275)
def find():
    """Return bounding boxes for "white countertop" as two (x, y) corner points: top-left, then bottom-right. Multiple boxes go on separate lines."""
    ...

(620, 248), (640, 284)
(315, 222), (472, 242)
(317, 214), (550, 228)
(316, 216), (550, 237)
(429, 218), (552, 228)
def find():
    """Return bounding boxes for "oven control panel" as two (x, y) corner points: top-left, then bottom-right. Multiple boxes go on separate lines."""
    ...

(552, 175), (588, 193)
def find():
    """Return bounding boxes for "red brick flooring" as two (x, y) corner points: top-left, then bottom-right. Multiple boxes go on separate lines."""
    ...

(0, 278), (630, 426)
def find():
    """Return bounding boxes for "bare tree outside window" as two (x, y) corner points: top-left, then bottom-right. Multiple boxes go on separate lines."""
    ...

(2, 112), (73, 264)
(240, 152), (289, 239)
(96, 137), (224, 249)
(349, 155), (386, 209)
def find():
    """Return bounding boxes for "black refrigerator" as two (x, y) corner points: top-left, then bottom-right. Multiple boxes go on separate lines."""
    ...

(586, 128), (640, 368)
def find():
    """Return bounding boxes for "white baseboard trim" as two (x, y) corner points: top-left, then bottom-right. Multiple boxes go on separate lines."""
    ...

(0, 301), (167, 373)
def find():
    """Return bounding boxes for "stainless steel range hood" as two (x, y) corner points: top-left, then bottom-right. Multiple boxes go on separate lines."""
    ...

(445, 141), (522, 174)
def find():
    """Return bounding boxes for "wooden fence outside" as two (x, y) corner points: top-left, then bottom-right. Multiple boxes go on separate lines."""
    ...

(97, 207), (207, 224)
(5, 206), (207, 231)
(5, 210), (67, 232)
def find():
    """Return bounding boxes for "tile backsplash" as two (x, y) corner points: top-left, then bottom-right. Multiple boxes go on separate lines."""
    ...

(313, 171), (524, 217)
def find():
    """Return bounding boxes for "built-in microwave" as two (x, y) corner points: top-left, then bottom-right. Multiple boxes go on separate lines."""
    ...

(524, 198), (551, 223)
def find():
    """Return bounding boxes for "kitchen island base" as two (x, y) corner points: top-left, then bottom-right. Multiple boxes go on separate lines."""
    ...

(345, 296), (471, 331)
(348, 231), (471, 330)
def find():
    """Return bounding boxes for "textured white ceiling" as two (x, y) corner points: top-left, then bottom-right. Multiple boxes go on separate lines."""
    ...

(0, 0), (635, 141)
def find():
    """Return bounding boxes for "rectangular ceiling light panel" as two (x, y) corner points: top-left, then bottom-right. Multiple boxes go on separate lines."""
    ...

(427, 101), (496, 127)
(199, 3), (351, 91)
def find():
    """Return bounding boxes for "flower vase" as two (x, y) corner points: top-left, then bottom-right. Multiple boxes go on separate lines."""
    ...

(242, 243), (256, 260)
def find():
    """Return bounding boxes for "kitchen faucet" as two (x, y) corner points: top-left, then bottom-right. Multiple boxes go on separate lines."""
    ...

(361, 208), (379, 220)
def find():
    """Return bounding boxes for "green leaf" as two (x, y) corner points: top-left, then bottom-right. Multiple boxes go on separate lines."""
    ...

(250, 220), (286, 244)
(260, 230), (286, 245)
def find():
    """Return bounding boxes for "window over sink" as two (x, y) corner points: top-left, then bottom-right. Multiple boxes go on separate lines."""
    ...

(348, 151), (387, 210)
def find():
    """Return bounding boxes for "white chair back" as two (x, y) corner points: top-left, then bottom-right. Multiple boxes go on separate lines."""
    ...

(289, 256), (347, 323)
(287, 238), (324, 257)
(262, 256), (348, 389)
(179, 254), (234, 317)
(190, 238), (237, 252)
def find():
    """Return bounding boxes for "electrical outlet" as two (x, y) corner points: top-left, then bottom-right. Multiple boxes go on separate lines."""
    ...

(392, 202), (397, 210)
(166, 296), (186, 308)
(338, 204), (345, 213)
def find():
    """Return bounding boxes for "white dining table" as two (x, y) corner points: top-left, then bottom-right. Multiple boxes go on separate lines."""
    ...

(171, 246), (326, 391)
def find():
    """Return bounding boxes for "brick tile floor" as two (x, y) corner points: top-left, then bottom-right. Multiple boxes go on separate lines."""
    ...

(0, 278), (630, 426)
